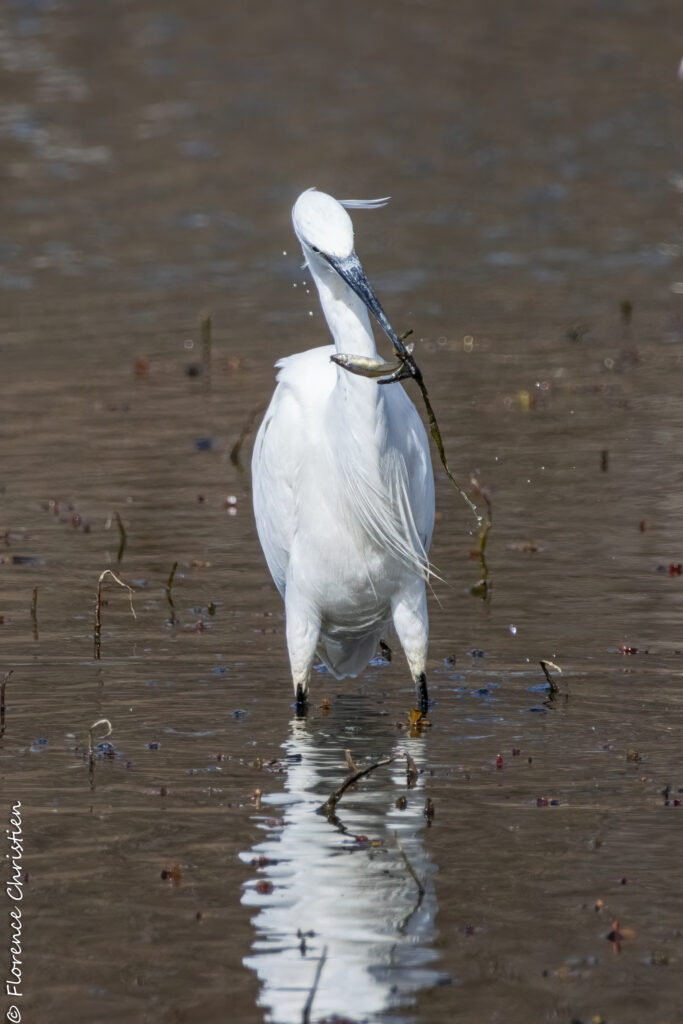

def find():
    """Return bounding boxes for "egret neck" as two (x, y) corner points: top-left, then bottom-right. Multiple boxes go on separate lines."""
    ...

(307, 252), (379, 359)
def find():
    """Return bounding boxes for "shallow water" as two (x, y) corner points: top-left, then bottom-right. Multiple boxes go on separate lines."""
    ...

(2, 1), (683, 1022)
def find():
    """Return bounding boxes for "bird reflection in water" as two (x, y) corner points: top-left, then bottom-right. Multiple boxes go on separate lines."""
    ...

(241, 697), (448, 1023)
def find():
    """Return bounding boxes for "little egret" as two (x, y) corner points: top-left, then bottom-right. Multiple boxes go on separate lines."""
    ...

(252, 189), (435, 712)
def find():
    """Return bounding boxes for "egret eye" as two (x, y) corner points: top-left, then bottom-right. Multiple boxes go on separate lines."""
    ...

(310, 245), (320, 253)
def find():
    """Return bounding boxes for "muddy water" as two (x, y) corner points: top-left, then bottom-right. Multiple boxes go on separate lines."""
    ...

(2, 1), (683, 1022)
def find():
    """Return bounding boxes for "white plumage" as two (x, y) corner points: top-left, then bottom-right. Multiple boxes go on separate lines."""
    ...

(252, 189), (435, 710)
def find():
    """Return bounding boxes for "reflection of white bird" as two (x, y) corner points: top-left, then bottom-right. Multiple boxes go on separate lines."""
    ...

(241, 713), (442, 1022)
(252, 189), (434, 711)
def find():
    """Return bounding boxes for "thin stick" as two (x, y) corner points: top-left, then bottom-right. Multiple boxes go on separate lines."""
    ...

(470, 477), (493, 600)
(405, 752), (418, 787)
(395, 831), (427, 934)
(301, 946), (327, 1024)
(201, 311), (212, 379)
(413, 372), (482, 526)
(105, 511), (127, 564)
(166, 561), (178, 624)
(0, 670), (13, 737)
(230, 405), (267, 471)
(94, 570), (136, 660)
(104, 511), (127, 564)
(344, 749), (357, 772)
(88, 717), (112, 789)
(540, 659), (562, 694)
(31, 586), (38, 640)
(318, 754), (397, 818)
(395, 832), (425, 899)
(388, 330), (481, 526)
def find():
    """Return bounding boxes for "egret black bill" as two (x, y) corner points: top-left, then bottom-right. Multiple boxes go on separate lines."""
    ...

(324, 252), (417, 383)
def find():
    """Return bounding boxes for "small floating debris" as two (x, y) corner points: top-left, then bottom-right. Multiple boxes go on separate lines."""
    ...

(88, 718), (113, 789)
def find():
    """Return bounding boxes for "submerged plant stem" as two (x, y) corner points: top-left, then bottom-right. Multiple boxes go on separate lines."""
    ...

(31, 586), (38, 640)
(166, 561), (178, 624)
(94, 570), (136, 660)
(540, 659), (562, 696)
(319, 754), (398, 819)
(105, 510), (127, 564)
(201, 311), (212, 382)
(301, 946), (327, 1024)
(395, 831), (425, 899)
(0, 670), (14, 736)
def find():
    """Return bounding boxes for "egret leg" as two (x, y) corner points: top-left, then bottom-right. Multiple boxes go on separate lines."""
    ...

(416, 672), (429, 713)
(285, 587), (320, 713)
(391, 585), (430, 712)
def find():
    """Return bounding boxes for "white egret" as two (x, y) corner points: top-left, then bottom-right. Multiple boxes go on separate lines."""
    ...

(252, 188), (435, 711)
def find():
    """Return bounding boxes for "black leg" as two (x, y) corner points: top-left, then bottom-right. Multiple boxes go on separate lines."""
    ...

(416, 672), (429, 713)
(295, 683), (308, 717)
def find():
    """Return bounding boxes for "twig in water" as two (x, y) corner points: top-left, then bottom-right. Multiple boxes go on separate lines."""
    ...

(201, 311), (212, 381)
(318, 754), (398, 819)
(31, 586), (38, 640)
(395, 831), (426, 934)
(540, 659), (562, 697)
(344, 749), (357, 772)
(166, 561), (178, 624)
(424, 797), (435, 825)
(88, 717), (112, 789)
(620, 299), (633, 332)
(0, 670), (14, 737)
(469, 474), (493, 601)
(405, 752), (418, 788)
(94, 570), (136, 660)
(230, 405), (267, 471)
(395, 831), (425, 900)
(105, 511), (127, 564)
(414, 370), (482, 527)
(301, 946), (327, 1024)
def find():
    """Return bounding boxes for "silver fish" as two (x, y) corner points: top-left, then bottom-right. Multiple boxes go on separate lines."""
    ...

(331, 343), (414, 381)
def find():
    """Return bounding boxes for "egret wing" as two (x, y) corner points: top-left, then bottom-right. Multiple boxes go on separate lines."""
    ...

(334, 384), (435, 581)
(251, 384), (300, 598)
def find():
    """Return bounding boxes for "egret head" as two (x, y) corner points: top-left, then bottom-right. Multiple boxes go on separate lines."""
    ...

(292, 188), (402, 353)
(292, 189), (355, 260)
